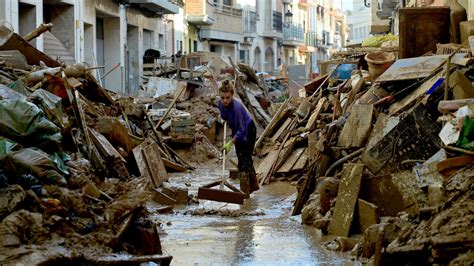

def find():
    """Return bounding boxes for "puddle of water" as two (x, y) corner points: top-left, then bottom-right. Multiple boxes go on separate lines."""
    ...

(153, 168), (359, 265)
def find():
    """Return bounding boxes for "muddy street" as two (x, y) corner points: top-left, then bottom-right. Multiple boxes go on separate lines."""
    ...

(1, 1), (474, 263)
(151, 167), (356, 265)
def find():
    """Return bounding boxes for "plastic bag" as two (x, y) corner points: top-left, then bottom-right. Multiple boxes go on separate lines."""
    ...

(0, 99), (61, 152)
(0, 148), (67, 186)
(30, 89), (63, 127)
(0, 137), (22, 160)
(456, 116), (474, 150)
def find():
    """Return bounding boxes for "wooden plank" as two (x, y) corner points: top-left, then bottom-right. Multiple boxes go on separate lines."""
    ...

(328, 163), (364, 237)
(305, 97), (327, 131)
(67, 77), (83, 89)
(88, 128), (126, 163)
(255, 97), (291, 149)
(153, 189), (176, 205)
(83, 73), (114, 104)
(337, 104), (373, 148)
(291, 148), (308, 172)
(272, 137), (297, 173)
(143, 143), (168, 188)
(197, 187), (245, 204)
(304, 74), (328, 93)
(133, 141), (168, 187)
(277, 148), (305, 174)
(343, 75), (364, 113)
(358, 199), (379, 233)
(256, 147), (280, 180)
(270, 118), (291, 143)
(162, 158), (187, 172)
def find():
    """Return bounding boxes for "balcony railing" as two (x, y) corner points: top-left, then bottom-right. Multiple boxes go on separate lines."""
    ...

(213, 3), (242, 17)
(264, 10), (283, 33)
(243, 10), (257, 33)
(305, 31), (318, 47)
(283, 23), (304, 43)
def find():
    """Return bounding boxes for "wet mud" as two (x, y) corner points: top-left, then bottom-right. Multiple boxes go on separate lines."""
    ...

(150, 168), (359, 265)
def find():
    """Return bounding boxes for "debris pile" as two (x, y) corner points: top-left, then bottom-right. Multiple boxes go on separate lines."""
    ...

(0, 23), (188, 265)
(255, 36), (474, 264)
(0, 19), (279, 264)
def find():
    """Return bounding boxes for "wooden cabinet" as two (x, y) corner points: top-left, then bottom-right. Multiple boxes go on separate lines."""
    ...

(399, 7), (450, 58)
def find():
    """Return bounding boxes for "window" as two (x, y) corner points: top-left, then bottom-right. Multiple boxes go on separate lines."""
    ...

(223, 0), (232, 6)
(210, 45), (222, 53)
(193, 40), (198, 52)
(239, 50), (246, 63)
(158, 34), (164, 49)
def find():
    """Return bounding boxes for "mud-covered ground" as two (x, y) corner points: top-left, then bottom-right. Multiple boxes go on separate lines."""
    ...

(149, 167), (360, 265)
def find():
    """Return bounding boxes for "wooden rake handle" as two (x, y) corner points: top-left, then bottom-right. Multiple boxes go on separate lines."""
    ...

(220, 122), (227, 189)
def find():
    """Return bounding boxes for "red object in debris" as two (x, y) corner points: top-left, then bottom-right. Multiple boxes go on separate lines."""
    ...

(45, 75), (68, 99)
(310, 73), (319, 80)
(40, 198), (61, 208)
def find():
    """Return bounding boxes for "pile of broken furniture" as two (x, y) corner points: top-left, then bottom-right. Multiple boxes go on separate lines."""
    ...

(254, 38), (474, 264)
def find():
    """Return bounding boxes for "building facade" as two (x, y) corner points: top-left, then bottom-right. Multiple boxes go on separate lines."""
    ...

(293, 0), (347, 75)
(185, 0), (243, 63)
(345, 0), (371, 45)
(0, 0), (350, 94)
(0, 0), (182, 95)
(240, 0), (283, 73)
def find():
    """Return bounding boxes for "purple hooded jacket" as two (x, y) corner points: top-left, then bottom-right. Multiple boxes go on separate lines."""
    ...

(218, 99), (253, 143)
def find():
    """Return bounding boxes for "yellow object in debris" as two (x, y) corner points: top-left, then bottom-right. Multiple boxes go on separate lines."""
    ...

(362, 34), (398, 48)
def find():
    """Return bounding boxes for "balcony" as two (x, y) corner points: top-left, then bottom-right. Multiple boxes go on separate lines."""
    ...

(243, 10), (257, 37)
(283, 23), (305, 46)
(262, 10), (283, 39)
(305, 31), (318, 47)
(187, 1), (243, 43)
(128, 0), (180, 14)
(298, 0), (319, 6)
(185, 0), (214, 25)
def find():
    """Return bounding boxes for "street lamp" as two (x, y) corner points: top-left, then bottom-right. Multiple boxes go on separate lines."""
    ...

(284, 9), (293, 26)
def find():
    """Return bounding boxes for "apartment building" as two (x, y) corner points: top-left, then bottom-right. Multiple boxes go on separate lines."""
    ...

(345, 0), (371, 45)
(185, 0), (243, 62)
(0, 0), (182, 95)
(237, 0), (283, 73)
(283, 0), (346, 75)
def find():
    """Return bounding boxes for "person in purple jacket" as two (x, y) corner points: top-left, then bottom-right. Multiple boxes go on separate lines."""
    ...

(218, 80), (259, 197)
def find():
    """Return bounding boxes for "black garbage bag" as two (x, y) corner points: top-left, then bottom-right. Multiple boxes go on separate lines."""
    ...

(0, 99), (61, 152)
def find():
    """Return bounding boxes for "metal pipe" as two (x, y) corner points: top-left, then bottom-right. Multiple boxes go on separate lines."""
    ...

(324, 148), (364, 177)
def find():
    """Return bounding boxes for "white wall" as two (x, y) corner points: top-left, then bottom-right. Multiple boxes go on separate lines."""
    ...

(0, 0), (173, 95)
(104, 17), (122, 92)
(127, 25), (139, 94)
(347, 6), (371, 44)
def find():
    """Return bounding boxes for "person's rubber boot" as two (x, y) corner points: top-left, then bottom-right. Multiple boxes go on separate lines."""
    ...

(248, 171), (259, 193)
(239, 172), (250, 199)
